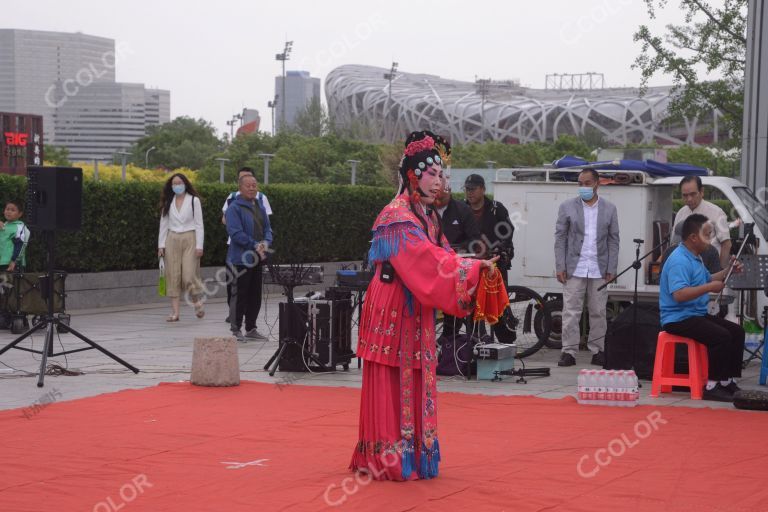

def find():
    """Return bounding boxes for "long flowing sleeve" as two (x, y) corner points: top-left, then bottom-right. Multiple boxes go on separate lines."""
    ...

(384, 223), (483, 317)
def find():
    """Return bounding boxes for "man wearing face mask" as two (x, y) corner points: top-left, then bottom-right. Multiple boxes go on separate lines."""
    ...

(554, 168), (620, 367)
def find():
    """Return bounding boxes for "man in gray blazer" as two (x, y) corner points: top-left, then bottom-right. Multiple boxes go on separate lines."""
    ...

(554, 168), (620, 367)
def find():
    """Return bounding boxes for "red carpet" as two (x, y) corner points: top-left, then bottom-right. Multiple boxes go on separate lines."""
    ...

(1, 381), (768, 511)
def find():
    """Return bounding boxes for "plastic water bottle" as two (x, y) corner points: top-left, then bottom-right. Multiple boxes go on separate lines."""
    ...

(617, 370), (630, 407)
(627, 370), (639, 406)
(596, 370), (607, 403)
(577, 370), (587, 404)
(745, 333), (761, 359)
(605, 371), (616, 405)
(585, 370), (597, 405)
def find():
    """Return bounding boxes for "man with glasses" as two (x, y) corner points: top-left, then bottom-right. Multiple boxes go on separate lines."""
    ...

(673, 176), (732, 268)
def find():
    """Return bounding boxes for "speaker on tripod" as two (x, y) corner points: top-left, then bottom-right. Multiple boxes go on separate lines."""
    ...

(26, 166), (83, 231)
(0, 166), (138, 387)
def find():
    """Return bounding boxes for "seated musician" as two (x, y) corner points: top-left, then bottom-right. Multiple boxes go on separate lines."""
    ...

(659, 214), (745, 402)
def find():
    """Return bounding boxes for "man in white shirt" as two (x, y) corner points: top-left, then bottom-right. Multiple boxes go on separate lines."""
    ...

(672, 176), (732, 268)
(554, 169), (620, 367)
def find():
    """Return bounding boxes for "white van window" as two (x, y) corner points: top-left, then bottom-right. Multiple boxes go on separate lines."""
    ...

(733, 187), (768, 240)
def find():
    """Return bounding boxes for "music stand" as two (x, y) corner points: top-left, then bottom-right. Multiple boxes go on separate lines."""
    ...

(726, 254), (768, 367)
(0, 232), (139, 387)
(263, 263), (330, 376)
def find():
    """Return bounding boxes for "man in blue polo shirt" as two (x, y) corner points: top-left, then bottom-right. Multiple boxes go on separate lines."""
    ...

(659, 214), (744, 402)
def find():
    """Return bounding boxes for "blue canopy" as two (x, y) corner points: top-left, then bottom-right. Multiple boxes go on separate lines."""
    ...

(553, 155), (709, 178)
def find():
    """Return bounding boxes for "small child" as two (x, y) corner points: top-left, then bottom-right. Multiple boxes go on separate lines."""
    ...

(0, 200), (30, 272)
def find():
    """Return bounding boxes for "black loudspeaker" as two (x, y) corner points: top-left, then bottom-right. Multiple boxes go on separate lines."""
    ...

(25, 166), (83, 230)
(278, 302), (309, 372)
(604, 303), (661, 380)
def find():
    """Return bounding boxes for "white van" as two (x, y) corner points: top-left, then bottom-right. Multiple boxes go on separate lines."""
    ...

(493, 166), (768, 328)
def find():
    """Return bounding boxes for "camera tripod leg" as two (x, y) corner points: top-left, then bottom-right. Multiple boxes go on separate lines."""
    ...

(36, 321), (56, 387)
(265, 342), (289, 376)
(63, 323), (139, 374)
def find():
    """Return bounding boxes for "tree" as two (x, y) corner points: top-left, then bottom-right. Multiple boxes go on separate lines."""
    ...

(633, 0), (747, 146)
(293, 97), (329, 137)
(43, 144), (70, 166)
(130, 116), (222, 170)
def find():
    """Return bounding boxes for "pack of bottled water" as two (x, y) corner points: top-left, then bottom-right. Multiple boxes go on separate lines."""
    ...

(577, 369), (639, 407)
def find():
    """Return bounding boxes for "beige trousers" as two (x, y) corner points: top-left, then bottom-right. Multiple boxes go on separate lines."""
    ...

(165, 231), (202, 299)
(561, 276), (607, 356)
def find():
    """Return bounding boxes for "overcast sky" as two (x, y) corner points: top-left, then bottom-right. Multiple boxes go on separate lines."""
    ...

(10, 0), (702, 137)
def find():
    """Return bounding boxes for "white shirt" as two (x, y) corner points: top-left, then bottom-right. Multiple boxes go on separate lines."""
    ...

(158, 194), (204, 250)
(673, 200), (730, 252)
(573, 197), (602, 278)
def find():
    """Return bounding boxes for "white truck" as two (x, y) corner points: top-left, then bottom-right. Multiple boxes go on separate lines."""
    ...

(492, 166), (768, 334)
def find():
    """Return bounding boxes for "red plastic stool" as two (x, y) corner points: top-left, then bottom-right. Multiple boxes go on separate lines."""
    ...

(650, 331), (709, 400)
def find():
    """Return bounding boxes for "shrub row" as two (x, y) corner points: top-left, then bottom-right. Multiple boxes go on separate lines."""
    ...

(0, 175), (393, 272)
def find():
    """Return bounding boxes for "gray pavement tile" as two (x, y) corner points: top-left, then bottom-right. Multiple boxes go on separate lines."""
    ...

(0, 297), (764, 414)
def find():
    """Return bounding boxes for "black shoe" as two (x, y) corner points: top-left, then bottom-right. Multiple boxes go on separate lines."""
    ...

(590, 351), (605, 366)
(702, 383), (735, 402)
(225, 315), (230, 323)
(558, 352), (576, 367)
(723, 381), (741, 394)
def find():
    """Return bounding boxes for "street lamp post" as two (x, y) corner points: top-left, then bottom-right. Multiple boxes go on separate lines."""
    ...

(383, 62), (398, 142)
(215, 158), (230, 184)
(268, 95), (279, 135)
(145, 146), (156, 169)
(275, 41), (293, 132)
(258, 153), (275, 185)
(115, 151), (132, 181)
(475, 78), (491, 143)
(347, 159), (360, 186)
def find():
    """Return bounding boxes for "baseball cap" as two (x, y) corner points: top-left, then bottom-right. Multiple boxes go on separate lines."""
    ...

(464, 174), (485, 188)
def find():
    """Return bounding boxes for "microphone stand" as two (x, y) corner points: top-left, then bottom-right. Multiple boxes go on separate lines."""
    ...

(598, 235), (670, 379)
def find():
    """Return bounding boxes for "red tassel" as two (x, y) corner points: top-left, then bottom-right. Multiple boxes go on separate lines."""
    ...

(407, 169), (421, 203)
(474, 266), (510, 325)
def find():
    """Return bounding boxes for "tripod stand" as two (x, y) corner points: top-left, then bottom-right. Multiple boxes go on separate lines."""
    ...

(0, 231), (139, 387)
(263, 264), (330, 376)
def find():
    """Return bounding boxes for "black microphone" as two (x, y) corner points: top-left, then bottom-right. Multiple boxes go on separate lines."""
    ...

(633, 238), (644, 244)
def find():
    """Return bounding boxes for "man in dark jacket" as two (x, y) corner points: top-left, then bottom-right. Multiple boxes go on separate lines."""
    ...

(435, 173), (482, 341)
(463, 174), (515, 286)
(226, 174), (273, 341)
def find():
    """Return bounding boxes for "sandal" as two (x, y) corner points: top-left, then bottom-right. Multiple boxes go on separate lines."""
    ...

(166, 314), (179, 322)
(194, 302), (205, 319)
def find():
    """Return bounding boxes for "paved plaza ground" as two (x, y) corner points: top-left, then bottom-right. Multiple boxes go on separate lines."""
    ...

(0, 294), (763, 412)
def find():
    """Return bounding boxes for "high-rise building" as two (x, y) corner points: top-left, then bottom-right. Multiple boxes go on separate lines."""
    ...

(274, 70), (320, 132)
(0, 29), (170, 162)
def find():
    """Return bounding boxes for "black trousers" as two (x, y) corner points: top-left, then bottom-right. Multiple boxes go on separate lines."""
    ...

(663, 315), (744, 381)
(228, 263), (263, 332)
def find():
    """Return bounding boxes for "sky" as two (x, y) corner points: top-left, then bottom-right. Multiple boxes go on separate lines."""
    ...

(8, 0), (701, 138)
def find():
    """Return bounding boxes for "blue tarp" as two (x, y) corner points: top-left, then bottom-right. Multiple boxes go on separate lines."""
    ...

(553, 155), (709, 178)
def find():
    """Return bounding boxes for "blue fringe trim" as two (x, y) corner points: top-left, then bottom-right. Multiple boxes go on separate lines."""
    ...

(418, 438), (441, 479)
(403, 288), (414, 316)
(368, 222), (424, 263)
(401, 438), (415, 480)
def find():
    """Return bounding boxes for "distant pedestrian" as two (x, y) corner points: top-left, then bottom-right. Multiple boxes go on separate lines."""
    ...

(158, 173), (205, 322)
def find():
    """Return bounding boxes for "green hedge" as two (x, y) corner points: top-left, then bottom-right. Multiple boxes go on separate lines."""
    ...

(0, 175), (393, 272)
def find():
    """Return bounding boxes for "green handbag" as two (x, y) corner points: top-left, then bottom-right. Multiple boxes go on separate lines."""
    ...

(158, 257), (167, 297)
